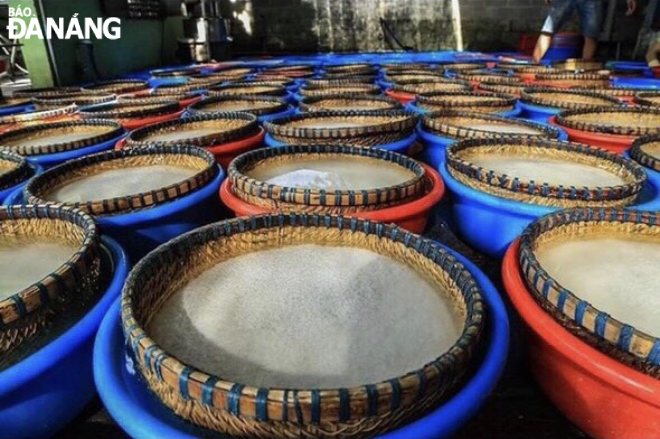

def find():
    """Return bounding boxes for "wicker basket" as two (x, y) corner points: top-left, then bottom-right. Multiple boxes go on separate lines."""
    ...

(299, 95), (402, 113)
(381, 63), (437, 73)
(0, 119), (123, 157)
(497, 63), (551, 73)
(0, 204), (101, 364)
(32, 93), (116, 110)
(26, 145), (218, 216)
(629, 135), (660, 172)
(479, 82), (529, 97)
(199, 67), (254, 80)
(443, 63), (486, 73)
(520, 88), (620, 110)
(0, 104), (78, 129)
(14, 87), (83, 99)
(533, 72), (610, 88)
(305, 76), (375, 87)
(263, 110), (418, 147)
(228, 144), (427, 213)
(383, 72), (447, 84)
(83, 79), (149, 95)
(0, 149), (31, 191)
(456, 70), (517, 84)
(151, 83), (205, 96)
(446, 137), (646, 207)
(392, 80), (472, 95)
(415, 91), (517, 113)
(121, 213), (485, 439)
(251, 75), (296, 87)
(208, 82), (288, 98)
(0, 96), (32, 109)
(518, 208), (660, 377)
(187, 95), (289, 117)
(573, 86), (648, 99)
(324, 64), (375, 75)
(263, 65), (315, 78)
(125, 113), (259, 148)
(422, 109), (562, 141)
(555, 107), (660, 136)
(299, 84), (381, 98)
(634, 92), (660, 108)
(78, 99), (181, 122)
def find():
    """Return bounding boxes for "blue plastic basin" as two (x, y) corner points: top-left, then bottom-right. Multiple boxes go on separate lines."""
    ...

(26, 132), (127, 170)
(93, 238), (509, 439)
(0, 236), (128, 439)
(0, 163), (42, 205)
(518, 101), (560, 123)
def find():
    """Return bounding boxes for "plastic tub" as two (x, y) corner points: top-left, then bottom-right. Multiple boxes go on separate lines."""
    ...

(94, 235), (508, 439)
(221, 163), (444, 234)
(121, 109), (185, 131)
(0, 163), (42, 205)
(25, 132), (127, 170)
(405, 101), (522, 118)
(518, 101), (561, 122)
(0, 103), (33, 117)
(549, 115), (637, 154)
(611, 77), (660, 89)
(503, 241), (660, 439)
(0, 235), (128, 439)
(438, 161), (660, 258)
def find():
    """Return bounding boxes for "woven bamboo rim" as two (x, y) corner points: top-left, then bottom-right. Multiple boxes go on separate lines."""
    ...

(305, 76), (375, 87)
(26, 145), (218, 216)
(458, 74), (521, 85)
(263, 110), (418, 147)
(517, 66), (558, 75)
(383, 72), (446, 84)
(150, 67), (199, 77)
(518, 208), (660, 376)
(496, 63), (545, 72)
(83, 79), (149, 95)
(205, 67), (254, 79)
(208, 82), (287, 97)
(119, 92), (197, 104)
(228, 144), (426, 212)
(416, 91), (516, 113)
(392, 80), (472, 95)
(299, 84), (381, 98)
(556, 107), (660, 136)
(443, 63), (486, 72)
(0, 104), (78, 125)
(381, 63), (436, 73)
(630, 134), (660, 172)
(0, 204), (101, 355)
(520, 87), (620, 110)
(251, 75), (296, 87)
(32, 93), (116, 110)
(0, 97), (31, 109)
(121, 213), (485, 439)
(13, 87), (83, 99)
(152, 83), (205, 95)
(0, 119), (123, 156)
(299, 95), (402, 113)
(534, 72), (610, 88)
(422, 109), (561, 140)
(0, 149), (30, 191)
(553, 59), (605, 71)
(187, 95), (288, 117)
(446, 138), (646, 207)
(634, 92), (660, 107)
(78, 99), (180, 120)
(479, 82), (529, 96)
(125, 112), (259, 148)
(324, 64), (374, 75)
(267, 64), (315, 73)
(573, 86), (648, 98)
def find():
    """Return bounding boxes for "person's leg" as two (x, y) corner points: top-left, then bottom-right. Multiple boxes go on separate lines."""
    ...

(533, 0), (575, 63)
(577, 0), (604, 60)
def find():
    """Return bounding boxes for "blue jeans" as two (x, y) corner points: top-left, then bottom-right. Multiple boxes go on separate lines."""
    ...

(541, 0), (604, 39)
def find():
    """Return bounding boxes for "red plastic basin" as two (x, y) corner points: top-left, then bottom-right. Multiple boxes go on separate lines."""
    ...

(219, 163), (445, 234)
(549, 115), (636, 154)
(120, 109), (185, 131)
(385, 89), (416, 105)
(503, 241), (660, 439)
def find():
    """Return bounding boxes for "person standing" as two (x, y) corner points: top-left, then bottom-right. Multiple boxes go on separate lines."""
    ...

(533, 0), (637, 63)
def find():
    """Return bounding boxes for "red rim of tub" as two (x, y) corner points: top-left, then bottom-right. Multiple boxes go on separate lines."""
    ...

(385, 88), (416, 105)
(548, 115), (636, 154)
(219, 163), (445, 234)
(120, 109), (185, 131)
(503, 241), (660, 439)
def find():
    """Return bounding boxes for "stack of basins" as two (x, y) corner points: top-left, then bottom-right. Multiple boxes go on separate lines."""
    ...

(0, 204), (128, 438)
(439, 137), (653, 257)
(503, 208), (660, 439)
(519, 88), (621, 122)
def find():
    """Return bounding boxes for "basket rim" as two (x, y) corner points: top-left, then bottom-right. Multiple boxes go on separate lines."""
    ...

(416, 91), (517, 108)
(32, 93), (117, 108)
(446, 137), (647, 203)
(534, 71), (610, 80)
(634, 91), (660, 107)
(299, 83), (381, 97)
(392, 79), (473, 94)
(78, 99), (181, 120)
(0, 204), (99, 327)
(304, 76), (376, 87)
(208, 82), (288, 97)
(518, 207), (660, 369)
(0, 119), (124, 157)
(630, 134), (660, 172)
(443, 63), (486, 71)
(520, 87), (621, 110)
(422, 109), (561, 140)
(555, 106), (660, 136)
(0, 96), (32, 108)
(121, 213), (485, 424)
(13, 86), (83, 98)
(150, 67), (200, 77)
(298, 94), (402, 112)
(0, 104), (78, 125)
(125, 112), (259, 147)
(25, 145), (219, 216)
(187, 95), (289, 117)
(228, 144), (427, 207)
(262, 109), (418, 140)
(83, 79), (149, 94)
(0, 149), (31, 190)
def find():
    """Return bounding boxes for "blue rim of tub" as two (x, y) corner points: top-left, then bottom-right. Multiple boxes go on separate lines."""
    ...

(611, 77), (660, 89)
(26, 131), (127, 169)
(0, 235), (128, 438)
(93, 237), (509, 439)
(0, 163), (42, 205)
(0, 103), (34, 117)
(439, 161), (660, 257)
(405, 101), (522, 118)
(518, 101), (560, 123)
(264, 131), (417, 155)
